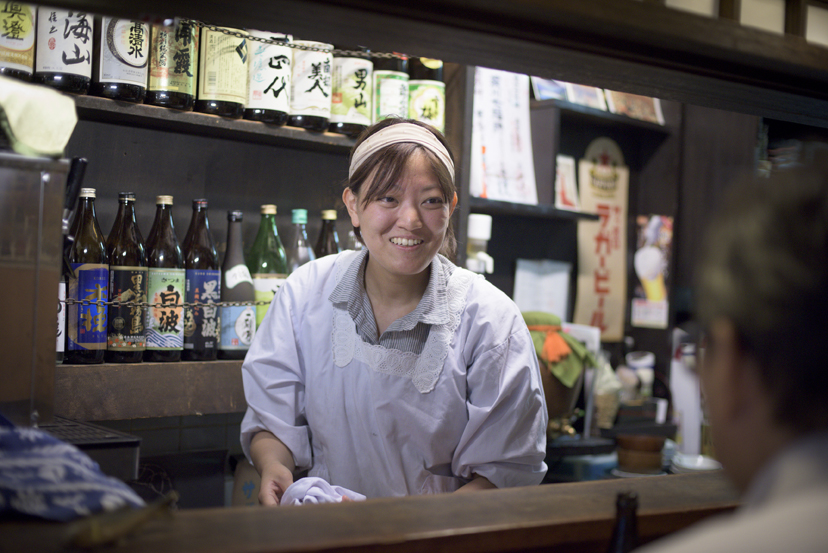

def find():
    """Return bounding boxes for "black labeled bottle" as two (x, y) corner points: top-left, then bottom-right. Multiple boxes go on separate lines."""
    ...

(34, 8), (93, 94)
(329, 46), (372, 137)
(105, 192), (147, 363)
(288, 40), (333, 132)
(0, 3), (36, 82)
(605, 491), (639, 553)
(372, 53), (408, 122)
(287, 208), (315, 273)
(146, 19), (198, 110)
(90, 16), (149, 103)
(314, 209), (341, 258)
(219, 211), (256, 359)
(144, 195), (185, 362)
(246, 204), (288, 328)
(408, 58), (445, 133)
(245, 30), (291, 125)
(182, 199), (220, 361)
(195, 26), (247, 118)
(66, 188), (108, 364)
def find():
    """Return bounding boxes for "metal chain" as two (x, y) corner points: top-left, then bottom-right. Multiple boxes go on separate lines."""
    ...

(182, 18), (400, 59)
(60, 299), (269, 309)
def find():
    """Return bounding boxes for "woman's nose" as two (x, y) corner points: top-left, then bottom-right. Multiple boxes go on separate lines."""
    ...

(400, 203), (423, 228)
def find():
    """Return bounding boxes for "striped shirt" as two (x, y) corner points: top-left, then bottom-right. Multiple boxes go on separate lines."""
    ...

(328, 249), (456, 355)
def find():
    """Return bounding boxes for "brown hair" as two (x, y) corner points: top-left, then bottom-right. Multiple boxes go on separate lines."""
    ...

(347, 118), (457, 260)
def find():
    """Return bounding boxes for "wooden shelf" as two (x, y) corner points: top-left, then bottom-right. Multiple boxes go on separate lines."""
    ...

(532, 99), (671, 135)
(54, 360), (246, 421)
(73, 95), (356, 154)
(468, 197), (600, 221)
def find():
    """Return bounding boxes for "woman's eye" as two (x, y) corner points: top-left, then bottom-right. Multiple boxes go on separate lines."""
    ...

(424, 197), (444, 205)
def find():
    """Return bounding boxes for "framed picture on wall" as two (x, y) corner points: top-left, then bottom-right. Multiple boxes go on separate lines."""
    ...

(604, 90), (665, 125)
(564, 83), (607, 110)
(530, 77), (568, 101)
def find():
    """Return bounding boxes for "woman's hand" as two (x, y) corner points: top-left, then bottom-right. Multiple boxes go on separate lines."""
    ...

(455, 474), (496, 493)
(250, 431), (297, 506)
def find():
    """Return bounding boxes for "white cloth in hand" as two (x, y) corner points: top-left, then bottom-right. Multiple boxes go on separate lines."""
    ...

(280, 477), (366, 506)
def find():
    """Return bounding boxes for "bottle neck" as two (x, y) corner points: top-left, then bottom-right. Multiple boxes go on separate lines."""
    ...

(152, 205), (175, 238)
(225, 219), (245, 267)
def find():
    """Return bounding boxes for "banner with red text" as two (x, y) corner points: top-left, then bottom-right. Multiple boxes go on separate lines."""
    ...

(573, 160), (629, 342)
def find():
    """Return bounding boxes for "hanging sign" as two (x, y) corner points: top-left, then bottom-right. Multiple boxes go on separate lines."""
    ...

(631, 215), (673, 329)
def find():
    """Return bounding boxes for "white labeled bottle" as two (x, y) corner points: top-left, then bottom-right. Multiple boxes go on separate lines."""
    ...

(219, 210), (256, 359)
(408, 57), (445, 133)
(34, 8), (93, 93)
(0, 3), (36, 81)
(329, 46), (372, 137)
(245, 30), (291, 125)
(90, 16), (150, 103)
(195, 25), (248, 118)
(288, 40), (333, 132)
(372, 53), (408, 122)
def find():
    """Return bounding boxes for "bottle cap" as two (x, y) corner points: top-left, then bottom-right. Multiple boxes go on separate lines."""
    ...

(321, 209), (337, 220)
(228, 210), (244, 221)
(118, 192), (135, 201)
(156, 195), (174, 205)
(292, 209), (308, 224)
(420, 58), (443, 70)
(79, 187), (96, 198)
(192, 198), (208, 208)
(467, 213), (492, 241)
(261, 204), (277, 215)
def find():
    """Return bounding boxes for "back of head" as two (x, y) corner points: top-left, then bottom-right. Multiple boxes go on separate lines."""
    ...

(695, 150), (828, 433)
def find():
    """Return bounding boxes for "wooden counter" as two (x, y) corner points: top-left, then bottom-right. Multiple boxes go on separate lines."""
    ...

(1, 471), (738, 553)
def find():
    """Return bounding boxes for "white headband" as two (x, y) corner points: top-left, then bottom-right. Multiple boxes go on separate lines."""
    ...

(349, 123), (455, 182)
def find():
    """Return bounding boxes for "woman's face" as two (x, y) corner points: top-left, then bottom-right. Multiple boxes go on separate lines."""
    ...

(344, 151), (456, 283)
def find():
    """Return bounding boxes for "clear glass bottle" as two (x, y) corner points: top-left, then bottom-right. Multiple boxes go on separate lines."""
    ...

(605, 492), (639, 553)
(34, 8), (93, 94)
(287, 208), (316, 273)
(372, 53), (408, 123)
(65, 188), (108, 364)
(329, 46), (372, 137)
(105, 192), (147, 363)
(288, 40), (333, 132)
(182, 199), (220, 361)
(90, 16), (150, 103)
(314, 209), (341, 258)
(195, 26), (247, 118)
(144, 195), (185, 362)
(246, 204), (288, 327)
(408, 57), (445, 133)
(245, 30), (291, 125)
(0, 3), (36, 82)
(146, 19), (198, 110)
(219, 211), (257, 359)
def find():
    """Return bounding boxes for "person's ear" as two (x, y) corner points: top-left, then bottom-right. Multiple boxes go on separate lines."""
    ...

(449, 192), (458, 216)
(343, 188), (360, 228)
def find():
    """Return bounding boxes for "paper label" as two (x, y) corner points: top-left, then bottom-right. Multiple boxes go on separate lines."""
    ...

(252, 274), (286, 326)
(408, 80), (445, 133)
(35, 8), (92, 77)
(0, 3), (35, 73)
(198, 27), (248, 103)
(67, 263), (108, 351)
(145, 268), (185, 350)
(57, 279), (65, 353)
(224, 264), (252, 290)
(184, 269), (220, 351)
(373, 70), (408, 121)
(98, 17), (149, 86)
(330, 57), (371, 125)
(247, 31), (291, 112)
(290, 46), (332, 117)
(148, 21), (197, 95)
(107, 266), (147, 350)
(220, 305), (256, 350)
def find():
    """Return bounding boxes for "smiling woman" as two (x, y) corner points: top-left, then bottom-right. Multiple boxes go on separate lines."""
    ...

(240, 118), (548, 505)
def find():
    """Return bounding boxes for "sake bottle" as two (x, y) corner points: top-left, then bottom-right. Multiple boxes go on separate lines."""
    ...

(182, 199), (220, 361)
(329, 46), (372, 137)
(372, 53), (408, 122)
(408, 58), (445, 133)
(105, 192), (147, 363)
(245, 30), (291, 125)
(144, 195), (185, 362)
(246, 204), (288, 327)
(33, 8), (93, 94)
(287, 208), (315, 273)
(65, 188), (108, 364)
(605, 492), (639, 553)
(195, 26), (247, 118)
(313, 209), (341, 258)
(219, 211), (256, 359)
(288, 40), (333, 132)
(0, 3), (36, 82)
(90, 16), (150, 103)
(146, 19), (198, 110)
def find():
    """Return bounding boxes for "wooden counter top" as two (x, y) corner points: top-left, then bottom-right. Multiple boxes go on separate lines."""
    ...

(1, 471), (738, 553)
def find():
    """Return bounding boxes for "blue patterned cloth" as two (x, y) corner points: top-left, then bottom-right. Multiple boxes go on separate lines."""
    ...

(0, 414), (144, 521)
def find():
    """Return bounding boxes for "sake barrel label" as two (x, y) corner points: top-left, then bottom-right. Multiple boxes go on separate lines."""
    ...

(409, 80), (445, 133)
(148, 20), (197, 94)
(0, 3), (35, 73)
(373, 70), (408, 121)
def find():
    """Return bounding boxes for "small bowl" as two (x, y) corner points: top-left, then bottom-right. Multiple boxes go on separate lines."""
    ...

(616, 434), (666, 452)
(617, 447), (663, 473)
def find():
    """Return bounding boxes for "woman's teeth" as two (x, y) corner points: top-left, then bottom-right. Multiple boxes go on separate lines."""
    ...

(390, 238), (423, 246)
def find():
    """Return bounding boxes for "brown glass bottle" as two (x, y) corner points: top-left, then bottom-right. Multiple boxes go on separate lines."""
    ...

(146, 20), (197, 111)
(182, 199), (220, 361)
(219, 211), (256, 359)
(90, 16), (149, 103)
(65, 188), (108, 364)
(144, 195), (185, 362)
(106, 192), (147, 363)
(33, 8), (93, 94)
(314, 210), (341, 258)
(605, 492), (639, 553)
